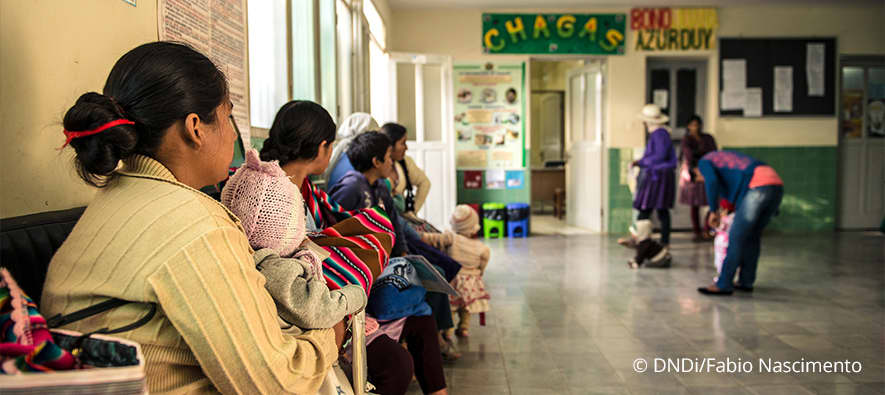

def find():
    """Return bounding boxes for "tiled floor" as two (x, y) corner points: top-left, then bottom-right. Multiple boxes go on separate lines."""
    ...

(406, 231), (885, 395)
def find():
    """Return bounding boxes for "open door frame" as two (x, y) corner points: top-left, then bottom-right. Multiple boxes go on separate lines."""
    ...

(382, 52), (457, 229)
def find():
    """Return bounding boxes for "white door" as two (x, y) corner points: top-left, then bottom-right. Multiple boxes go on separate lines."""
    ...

(838, 62), (885, 229)
(376, 53), (456, 229)
(565, 62), (606, 231)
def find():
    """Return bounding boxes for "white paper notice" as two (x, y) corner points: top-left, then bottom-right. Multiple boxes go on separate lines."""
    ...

(653, 89), (669, 109)
(774, 66), (793, 112)
(159, 0), (251, 143)
(722, 59), (747, 93)
(806, 43), (825, 97)
(485, 169), (506, 190)
(721, 90), (746, 111)
(744, 88), (763, 117)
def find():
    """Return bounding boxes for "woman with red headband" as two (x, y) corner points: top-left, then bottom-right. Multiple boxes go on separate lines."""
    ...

(42, 42), (337, 393)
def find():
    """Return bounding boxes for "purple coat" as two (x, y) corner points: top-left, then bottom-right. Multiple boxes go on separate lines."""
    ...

(633, 128), (677, 210)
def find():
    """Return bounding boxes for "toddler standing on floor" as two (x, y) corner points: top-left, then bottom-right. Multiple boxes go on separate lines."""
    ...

(421, 205), (490, 338)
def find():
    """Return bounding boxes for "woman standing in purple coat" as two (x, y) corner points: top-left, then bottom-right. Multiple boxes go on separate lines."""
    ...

(632, 104), (677, 246)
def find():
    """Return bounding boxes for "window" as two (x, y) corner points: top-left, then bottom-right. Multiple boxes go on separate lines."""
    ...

(291, 0), (317, 101)
(247, 0), (287, 129)
(337, 0), (353, 121)
(363, 0), (385, 50)
(364, 0), (389, 122)
(248, 0), (341, 130)
(319, 0), (338, 121)
(369, 39), (389, 124)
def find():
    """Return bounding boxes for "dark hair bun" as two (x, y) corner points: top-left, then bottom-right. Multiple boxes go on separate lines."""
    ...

(63, 92), (138, 187)
(260, 100), (336, 165)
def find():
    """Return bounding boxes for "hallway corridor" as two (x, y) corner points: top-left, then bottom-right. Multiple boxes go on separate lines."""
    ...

(408, 232), (885, 394)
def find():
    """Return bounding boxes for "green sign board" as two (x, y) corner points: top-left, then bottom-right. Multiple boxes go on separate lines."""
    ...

(482, 13), (626, 55)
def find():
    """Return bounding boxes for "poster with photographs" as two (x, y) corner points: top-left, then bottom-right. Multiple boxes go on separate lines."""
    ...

(453, 62), (525, 169)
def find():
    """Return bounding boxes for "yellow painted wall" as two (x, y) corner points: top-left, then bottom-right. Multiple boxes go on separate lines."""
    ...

(0, 0), (158, 218)
(530, 60), (584, 91)
(391, 4), (885, 149)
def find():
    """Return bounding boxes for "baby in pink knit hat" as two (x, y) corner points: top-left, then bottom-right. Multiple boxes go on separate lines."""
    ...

(222, 149), (367, 330)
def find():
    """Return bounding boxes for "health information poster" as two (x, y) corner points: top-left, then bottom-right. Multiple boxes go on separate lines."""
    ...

(453, 62), (525, 169)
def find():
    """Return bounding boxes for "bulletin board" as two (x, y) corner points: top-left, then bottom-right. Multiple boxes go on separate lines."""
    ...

(719, 38), (836, 117)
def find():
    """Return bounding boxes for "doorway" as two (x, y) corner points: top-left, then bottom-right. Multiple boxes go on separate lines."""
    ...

(838, 57), (885, 229)
(528, 58), (607, 232)
(646, 58), (708, 232)
(378, 53), (457, 229)
(528, 59), (582, 220)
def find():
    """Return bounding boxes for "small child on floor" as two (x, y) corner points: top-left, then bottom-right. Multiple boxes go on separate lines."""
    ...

(420, 205), (490, 338)
(710, 199), (736, 282)
(222, 149), (368, 331)
(627, 219), (671, 269)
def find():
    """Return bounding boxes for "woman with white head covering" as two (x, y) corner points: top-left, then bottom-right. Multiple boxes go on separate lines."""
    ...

(323, 112), (380, 188)
(631, 104), (677, 246)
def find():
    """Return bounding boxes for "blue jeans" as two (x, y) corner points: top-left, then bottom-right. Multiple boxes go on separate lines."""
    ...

(716, 185), (783, 290)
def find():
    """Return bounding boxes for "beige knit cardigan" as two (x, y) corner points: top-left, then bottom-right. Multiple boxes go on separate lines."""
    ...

(41, 155), (337, 394)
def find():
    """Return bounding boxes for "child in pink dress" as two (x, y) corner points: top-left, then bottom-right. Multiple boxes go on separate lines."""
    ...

(712, 199), (736, 282)
(420, 205), (490, 338)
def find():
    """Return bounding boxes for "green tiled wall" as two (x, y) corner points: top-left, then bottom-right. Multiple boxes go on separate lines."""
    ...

(608, 148), (635, 233)
(456, 170), (531, 205)
(607, 146), (838, 233)
(724, 146), (837, 232)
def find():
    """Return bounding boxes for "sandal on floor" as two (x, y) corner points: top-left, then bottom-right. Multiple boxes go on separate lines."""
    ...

(455, 328), (470, 338)
(697, 285), (733, 296)
(440, 338), (461, 361)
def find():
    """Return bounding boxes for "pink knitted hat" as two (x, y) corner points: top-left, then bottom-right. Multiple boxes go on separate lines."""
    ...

(450, 204), (480, 236)
(221, 149), (305, 257)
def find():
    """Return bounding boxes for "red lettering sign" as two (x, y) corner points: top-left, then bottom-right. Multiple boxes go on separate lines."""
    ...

(630, 8), (672, 30)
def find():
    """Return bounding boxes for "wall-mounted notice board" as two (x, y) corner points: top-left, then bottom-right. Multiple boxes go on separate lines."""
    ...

(719, 38), (836, 117)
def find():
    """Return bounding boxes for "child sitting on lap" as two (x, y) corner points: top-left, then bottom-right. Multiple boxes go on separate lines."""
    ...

(421, 205), (490, 338)
(222, 149), (368, 330)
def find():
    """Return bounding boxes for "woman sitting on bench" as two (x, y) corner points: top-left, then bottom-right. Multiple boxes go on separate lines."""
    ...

(42, 41), (337, 394)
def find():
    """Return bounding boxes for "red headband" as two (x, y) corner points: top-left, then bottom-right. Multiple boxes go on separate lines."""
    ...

(61, 119), (135, 148)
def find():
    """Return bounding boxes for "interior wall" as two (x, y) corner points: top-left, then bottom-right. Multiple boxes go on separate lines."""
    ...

(0, 0), (158, 218)
(391, 4), (885, 149)
(530, 60), (584, 91)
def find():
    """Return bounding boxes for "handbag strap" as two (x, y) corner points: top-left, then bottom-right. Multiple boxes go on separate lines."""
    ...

(398, 159), (416, 212)
(47, 298), (158, 335)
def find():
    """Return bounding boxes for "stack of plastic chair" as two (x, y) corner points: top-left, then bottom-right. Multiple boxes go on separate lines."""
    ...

(506, 203), (530, 238)
(481, 203), (506, 239)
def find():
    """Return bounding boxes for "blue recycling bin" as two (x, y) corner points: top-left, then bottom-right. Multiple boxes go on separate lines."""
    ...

(506, 203), (530, 238)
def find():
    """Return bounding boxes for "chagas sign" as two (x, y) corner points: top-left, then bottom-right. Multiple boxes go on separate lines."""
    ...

(631, 8), (718, 51)
(482, 13), (626, 55)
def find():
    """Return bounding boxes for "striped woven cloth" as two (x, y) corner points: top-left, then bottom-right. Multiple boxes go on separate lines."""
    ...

(0, 268), (75, 373)
(302, 180), (395, 295)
